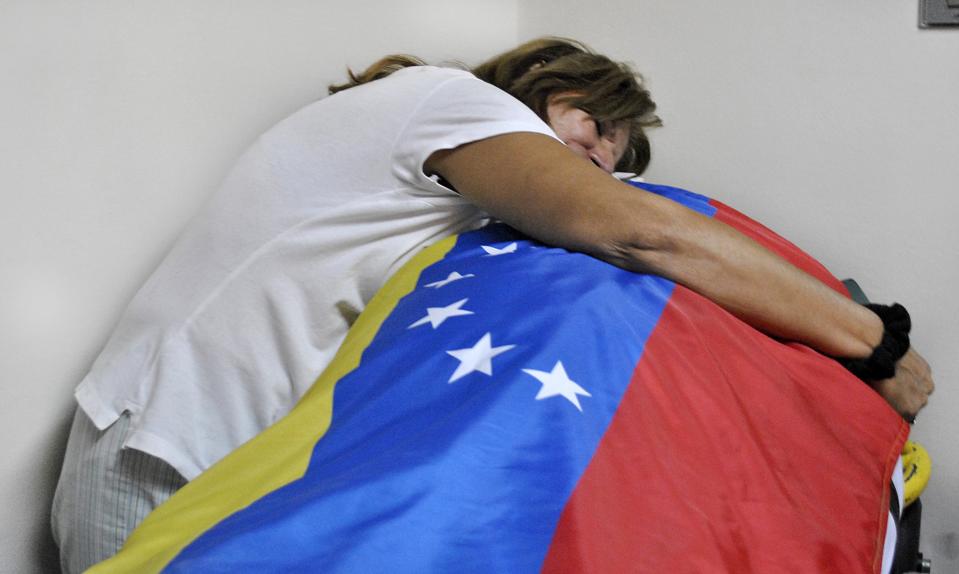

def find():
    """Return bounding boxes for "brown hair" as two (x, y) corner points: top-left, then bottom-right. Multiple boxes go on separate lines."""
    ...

(328, 54), (427, 95)
(328, 37), (661, 174)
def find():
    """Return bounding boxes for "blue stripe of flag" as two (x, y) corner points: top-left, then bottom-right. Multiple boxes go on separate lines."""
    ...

(163, 185), (714, 573)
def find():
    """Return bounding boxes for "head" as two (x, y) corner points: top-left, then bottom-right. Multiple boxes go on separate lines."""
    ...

(543, 94), (631, 173)
(472, 38), (661, 174)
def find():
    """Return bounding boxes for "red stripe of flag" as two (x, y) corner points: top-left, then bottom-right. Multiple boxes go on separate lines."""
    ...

(542, 200), (907, 573)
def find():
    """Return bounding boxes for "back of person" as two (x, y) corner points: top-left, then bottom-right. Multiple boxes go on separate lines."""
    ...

(74, 65), (556, 481)
(54, 64), (559, 574)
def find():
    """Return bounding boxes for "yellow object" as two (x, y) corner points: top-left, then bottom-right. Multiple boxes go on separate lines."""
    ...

(901, 440), (931, 507)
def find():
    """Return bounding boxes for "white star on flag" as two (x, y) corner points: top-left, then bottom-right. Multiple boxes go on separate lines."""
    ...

(408, 298), (474, 329)
(522, 361), (592, 412)
(481, 242), (517, 256)
(425, 271), (475, 289)
(446, 332), (516, 383)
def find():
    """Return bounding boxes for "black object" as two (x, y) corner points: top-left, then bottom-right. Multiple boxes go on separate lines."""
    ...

(838, 302), (911, 382)
(892, 500), (932, 573)
(842, 280), (931, 574)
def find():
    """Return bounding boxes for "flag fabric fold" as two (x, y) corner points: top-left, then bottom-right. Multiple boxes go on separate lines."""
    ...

(90, 182), (907, 574)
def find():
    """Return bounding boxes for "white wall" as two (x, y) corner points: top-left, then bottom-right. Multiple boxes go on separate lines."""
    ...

(0, 2), (517, 572)
(520, 0), (959, 569)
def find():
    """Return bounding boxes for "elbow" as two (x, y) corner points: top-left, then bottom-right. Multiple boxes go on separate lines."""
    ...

(594, 199), (688, 277)
(604, 234), (676, 276)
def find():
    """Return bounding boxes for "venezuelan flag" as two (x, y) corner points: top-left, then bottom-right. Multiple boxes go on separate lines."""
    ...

(90, 183), (907, 573)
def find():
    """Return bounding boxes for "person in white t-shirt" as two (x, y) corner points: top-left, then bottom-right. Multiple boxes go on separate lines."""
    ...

(51, 37), (933, 573)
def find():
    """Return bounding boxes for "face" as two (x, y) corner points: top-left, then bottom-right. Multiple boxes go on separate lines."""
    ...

(545, 95), (629, 173)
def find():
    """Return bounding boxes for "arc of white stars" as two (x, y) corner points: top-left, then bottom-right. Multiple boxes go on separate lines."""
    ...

(408, 298), (474, 330)
(425, 271), (475, 289)
(522, 361), (592, 412)
(481, 242), (517, 256)
(446, 332), (516, 383)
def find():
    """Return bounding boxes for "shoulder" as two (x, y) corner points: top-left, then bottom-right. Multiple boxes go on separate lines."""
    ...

(316, 66), (491, 116)
(369, 65), (486, 99)
(391, 65), (475, 81)
(389, 66), (536, 119)
(327, 65), (540, 129)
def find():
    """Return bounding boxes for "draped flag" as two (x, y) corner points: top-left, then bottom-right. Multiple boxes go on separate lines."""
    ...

(90, 183), (908, 573)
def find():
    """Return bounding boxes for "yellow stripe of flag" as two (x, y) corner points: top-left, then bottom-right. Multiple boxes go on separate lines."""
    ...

(89, 236), (458, 573)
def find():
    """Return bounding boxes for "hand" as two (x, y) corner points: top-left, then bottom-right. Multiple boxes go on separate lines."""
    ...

(870, 347), (934, 421)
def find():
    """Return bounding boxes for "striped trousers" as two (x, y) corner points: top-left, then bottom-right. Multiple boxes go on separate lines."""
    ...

(51, 408), (187, 574)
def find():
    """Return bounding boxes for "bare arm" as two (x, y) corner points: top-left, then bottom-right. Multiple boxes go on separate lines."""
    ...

(427, 132), (883, 359)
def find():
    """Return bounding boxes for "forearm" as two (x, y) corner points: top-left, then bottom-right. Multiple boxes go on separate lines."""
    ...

(430, 132), (883, 359)
(622, 203), (883, 358)
(525, 152), (883, 358)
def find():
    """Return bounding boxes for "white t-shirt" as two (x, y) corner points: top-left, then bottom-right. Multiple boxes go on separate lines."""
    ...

(75, 66), (558, 479)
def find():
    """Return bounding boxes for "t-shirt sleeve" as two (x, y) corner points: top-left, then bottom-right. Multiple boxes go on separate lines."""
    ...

(391, 70), (560, 197)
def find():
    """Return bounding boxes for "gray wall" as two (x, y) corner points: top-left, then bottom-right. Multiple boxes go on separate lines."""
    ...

(0, 1), (517, 572)
(520, 0), (959, 568)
